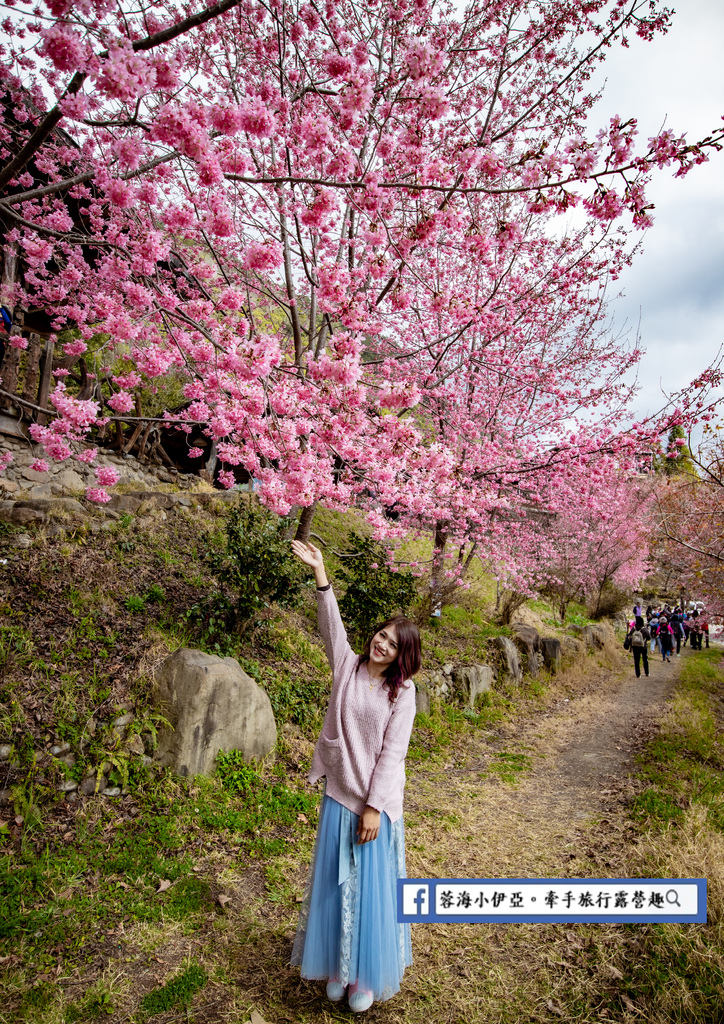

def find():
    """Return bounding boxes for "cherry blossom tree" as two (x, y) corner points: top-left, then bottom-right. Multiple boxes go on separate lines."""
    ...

(1, 0), (722, 588)
(653, 426), (724, 615)
(531, 460), (652, 620)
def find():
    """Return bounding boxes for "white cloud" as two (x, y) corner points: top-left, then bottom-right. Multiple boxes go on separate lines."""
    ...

(587, 0), (724, 419)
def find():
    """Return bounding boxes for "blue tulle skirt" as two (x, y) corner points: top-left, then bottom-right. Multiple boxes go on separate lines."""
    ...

(291, 792), (412, 1002)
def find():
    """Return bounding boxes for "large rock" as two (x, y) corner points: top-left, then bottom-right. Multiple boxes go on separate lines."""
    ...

(493, 636), (523, 686)
(540, 637), (562, 674)
(107, 494), (143, 512)
(512, 625), (541, 676)
(452, 665), (494, 707)
(414, 683), (431, 716)
(155, 648), (277, 776)
(1, 505), (46, 526)
(581, 624), (610, 650)
(16, 497), (86, 514)
(561, 635), (584, 656)
(54, 468), (86, 492)
(418, 667), (451, 699)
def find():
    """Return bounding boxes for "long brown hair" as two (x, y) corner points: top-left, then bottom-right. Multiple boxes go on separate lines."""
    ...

(359, 615), (422, 703)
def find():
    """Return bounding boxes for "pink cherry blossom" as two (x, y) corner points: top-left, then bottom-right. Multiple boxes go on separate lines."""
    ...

(95, 465), (120, 486)
(86, 487), (111, 503)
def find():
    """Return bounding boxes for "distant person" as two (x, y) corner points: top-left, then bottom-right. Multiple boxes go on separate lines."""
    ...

(689, 611), (702, 651)
(627, 616), (650, 678)
(657, 616), (674, 663)
(649, 610), (660, 655)
(700, 612), (710, 648)
(670, 609), (684, 657)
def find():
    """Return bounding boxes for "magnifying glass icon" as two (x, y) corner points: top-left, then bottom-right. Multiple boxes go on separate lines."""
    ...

(666, 889), (681, 907)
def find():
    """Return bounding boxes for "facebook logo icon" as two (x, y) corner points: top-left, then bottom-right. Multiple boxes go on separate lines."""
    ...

(402, 883), (430, 916)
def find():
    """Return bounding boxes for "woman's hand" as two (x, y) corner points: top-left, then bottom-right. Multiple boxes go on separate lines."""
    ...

(291, 539), (323, 569)
(290, 540), (328, 588)
(356, 806), (381, 845)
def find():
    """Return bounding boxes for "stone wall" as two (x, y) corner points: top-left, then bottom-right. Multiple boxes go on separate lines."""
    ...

(0, 434), (200, 499)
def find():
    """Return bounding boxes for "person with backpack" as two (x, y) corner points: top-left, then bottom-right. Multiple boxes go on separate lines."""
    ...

(670, 609), (684, 657)
(657, 616), (674, 663)
(649, 610), (660, 655)
(627, 616), (650, 678)
(689, 611), (702, 651)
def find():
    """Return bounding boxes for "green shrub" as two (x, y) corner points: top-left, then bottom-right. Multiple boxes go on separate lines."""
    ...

(337, 535), (418, 640)
(124, 594), (146, 613)
(188, 500), (304, 635)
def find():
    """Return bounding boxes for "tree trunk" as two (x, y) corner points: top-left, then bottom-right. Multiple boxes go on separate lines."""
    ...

(22, 334), (42, 405)
(36, 335), (54, 425)
(204, 440), (218, 478)
(430, 522), (448, 616)
(0, 328), (22, 404)
(294, 503), (317, 542)
(283, 506), (301, 539)
(498, 589), (527, 625)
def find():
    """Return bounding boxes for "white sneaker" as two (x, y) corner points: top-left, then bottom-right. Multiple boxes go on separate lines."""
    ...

(326, 982), (346, 1002)
(349, 990), (374, 1013)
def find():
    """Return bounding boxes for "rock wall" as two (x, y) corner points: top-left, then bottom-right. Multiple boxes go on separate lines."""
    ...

(0, 434), (199, 499)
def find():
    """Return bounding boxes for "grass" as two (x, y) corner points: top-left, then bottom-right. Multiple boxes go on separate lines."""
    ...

(631, 648), (724, 832)
(138, 963), (208, 1016)
(408, 695), (511, 762)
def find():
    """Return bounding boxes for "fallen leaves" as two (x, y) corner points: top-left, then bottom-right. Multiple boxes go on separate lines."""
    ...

(156, 879), (172, 894)
(246, 1011), (270, 1024)
(603, 964), (624, 981)
(621, 993), (641, 1013)
(217, 894), (232, 908)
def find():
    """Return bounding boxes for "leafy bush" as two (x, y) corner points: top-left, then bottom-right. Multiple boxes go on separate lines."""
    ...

(189, 499), (304, 635)
(337, 535), (418, 640)
(124, 594), (146, 613)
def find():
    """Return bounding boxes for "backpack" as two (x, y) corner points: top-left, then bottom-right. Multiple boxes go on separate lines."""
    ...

(631, 629), (644, 647)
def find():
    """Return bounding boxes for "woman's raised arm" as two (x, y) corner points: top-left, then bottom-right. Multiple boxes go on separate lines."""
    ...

(290, 540), (354, 676)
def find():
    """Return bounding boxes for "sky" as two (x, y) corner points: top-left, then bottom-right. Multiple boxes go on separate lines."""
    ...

(587, 0), (724, 425)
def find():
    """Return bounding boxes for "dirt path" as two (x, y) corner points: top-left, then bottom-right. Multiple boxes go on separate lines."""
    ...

(404, 645), (681, 888)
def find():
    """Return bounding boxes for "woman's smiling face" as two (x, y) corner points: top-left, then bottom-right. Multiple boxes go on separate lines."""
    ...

(368, 624), (399, 670)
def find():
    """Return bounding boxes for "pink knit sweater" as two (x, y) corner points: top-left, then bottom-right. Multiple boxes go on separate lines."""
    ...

(308, 586), (417, 823)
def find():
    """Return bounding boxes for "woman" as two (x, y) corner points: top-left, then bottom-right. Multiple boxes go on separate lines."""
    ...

(649, 610), (660, 655)
(627, 616), (650, 678)
(290, 539), (421, 1013)
(669, 608), (684, 656)
(657, 615), (674, 663)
